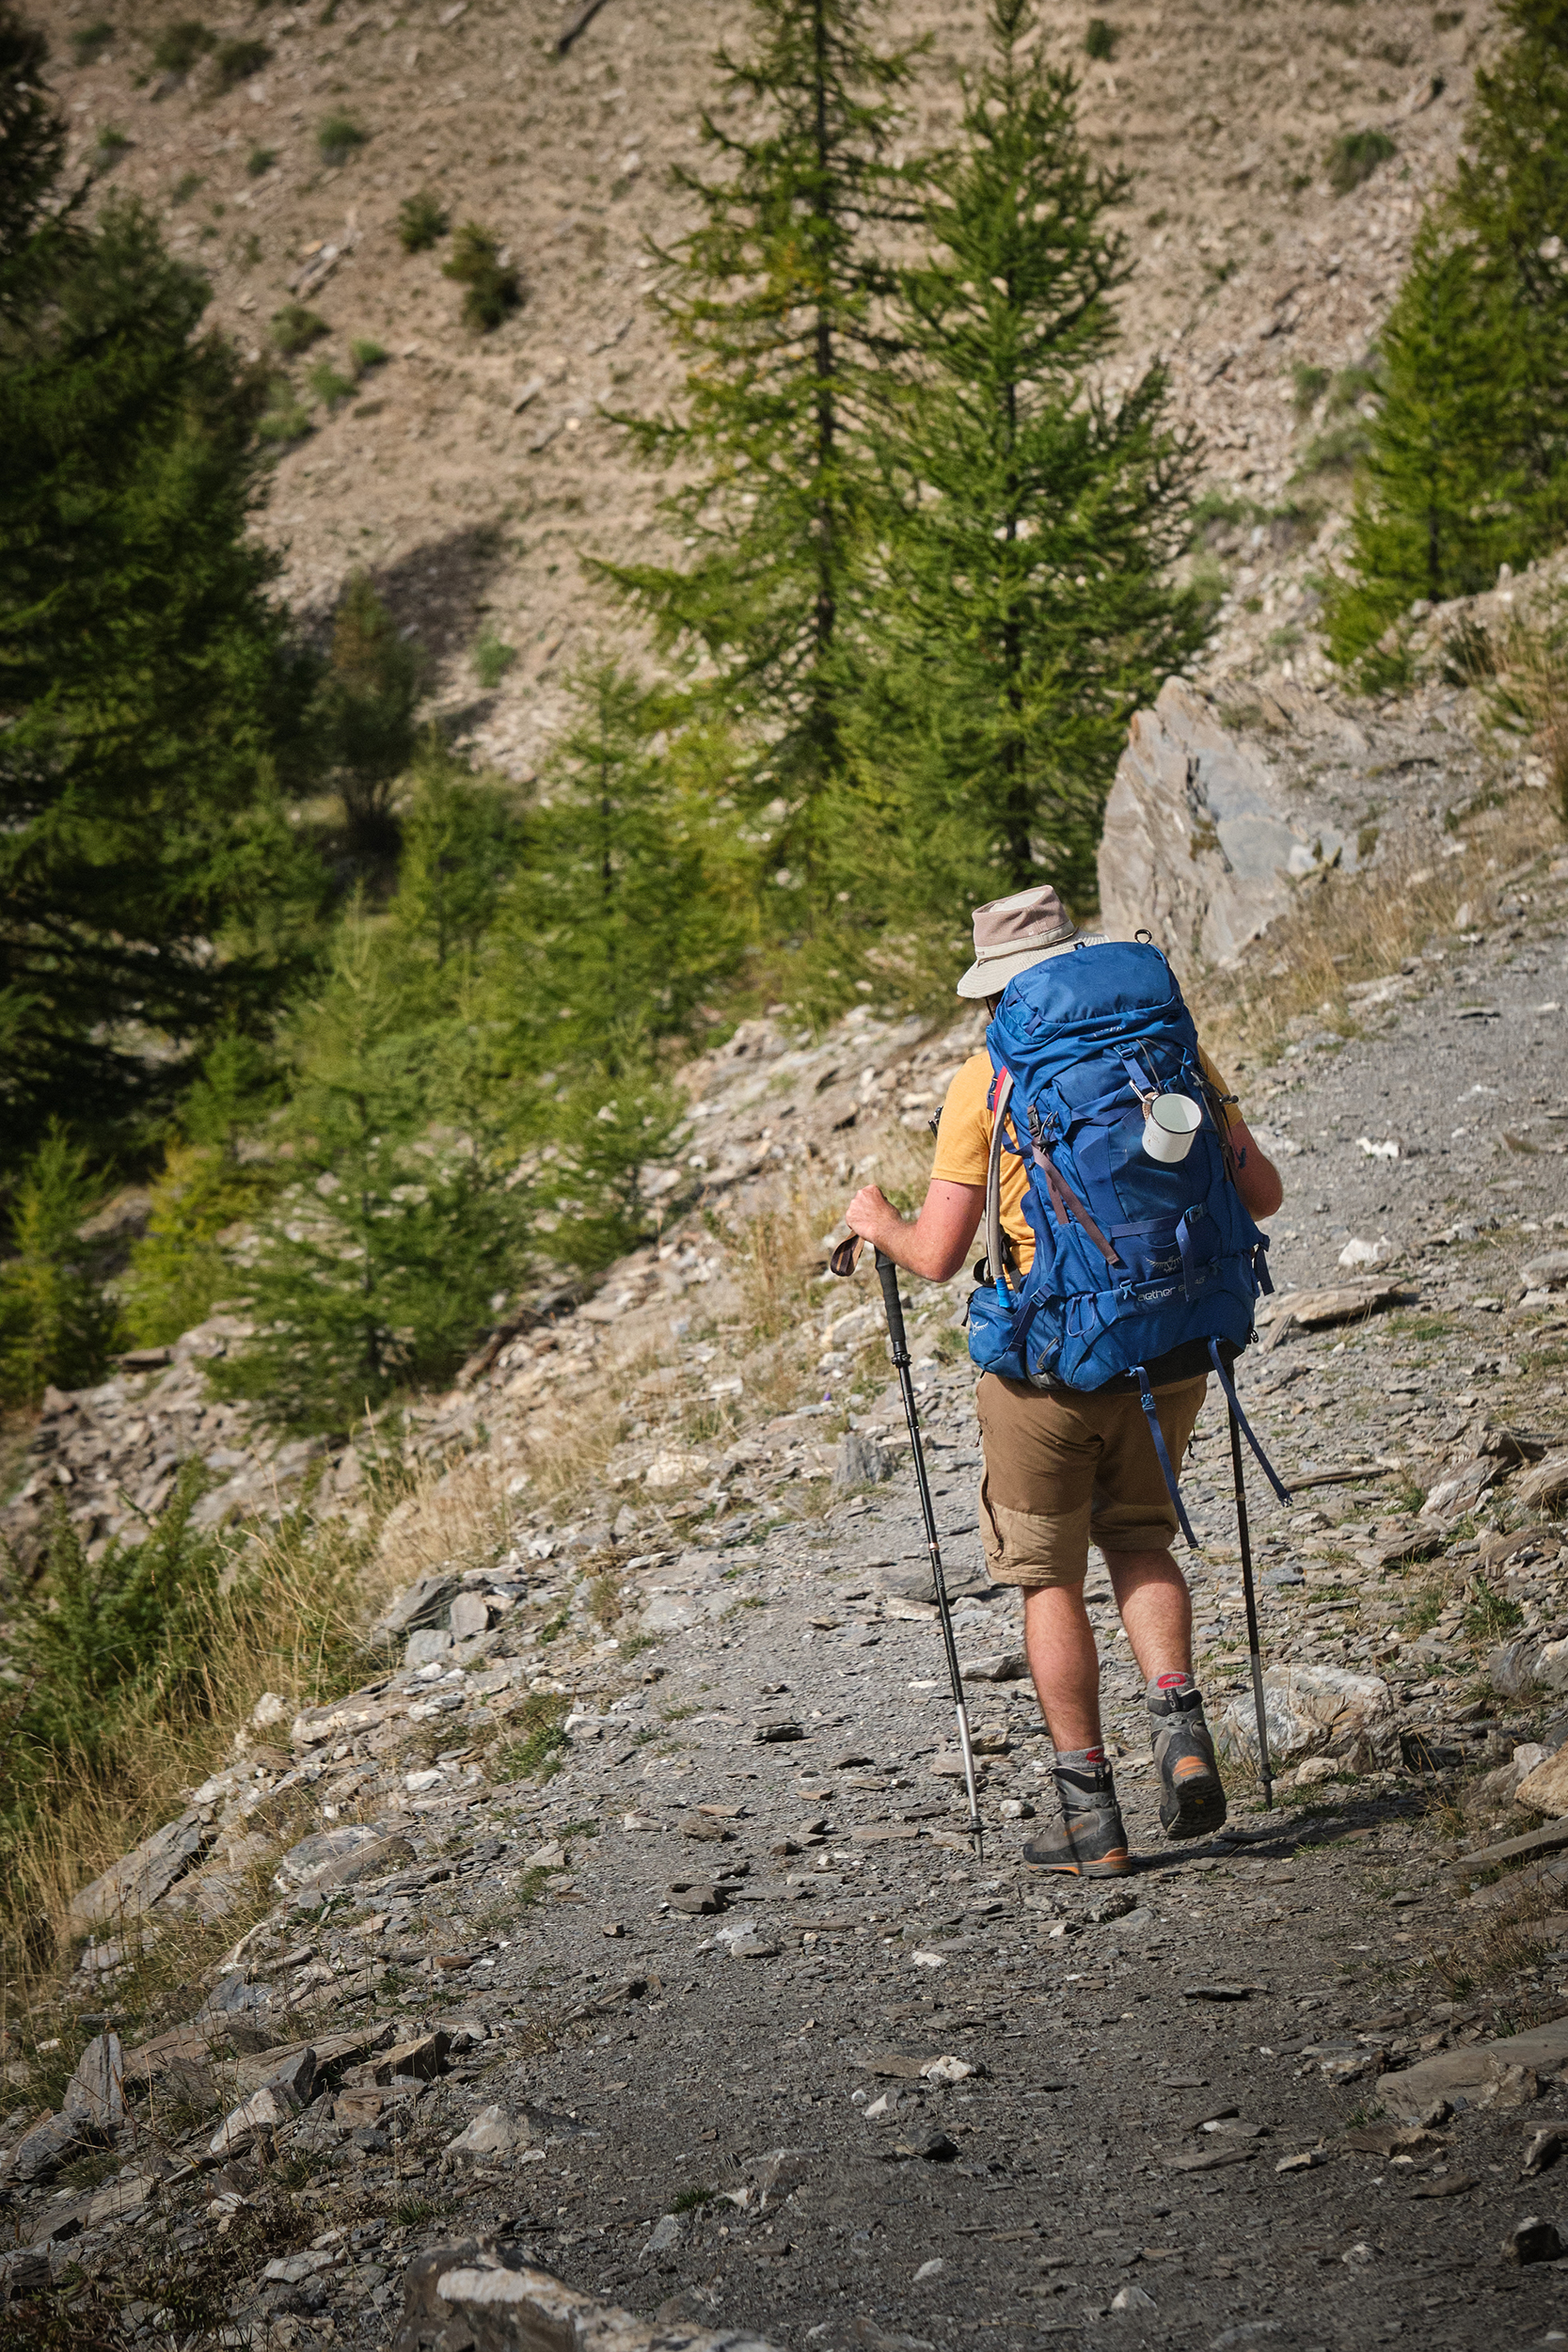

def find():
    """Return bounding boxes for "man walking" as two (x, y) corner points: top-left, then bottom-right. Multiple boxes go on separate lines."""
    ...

(843, 886), (1283, 1877)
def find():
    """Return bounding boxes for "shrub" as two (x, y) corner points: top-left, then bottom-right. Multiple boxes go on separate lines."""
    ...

(91, 125), (130, 173)
(1485, 595), (1568, 822)
(213, 36), (270, 89)
(0, 1128), (120, 1410)
(397, 188), (449, 252)
(307, 358), (356, 410)
(1292, 419), (1370, 480)
(257, 388), (311, 444)
(350, 337), (388, 375)
(245, 143), (276, 177)
(122, 1037), (280, 1347)
(472, 626), (516, 689)
(442, 222), (520, 330)
(171, 168), (204, 204)
(71, 18), (115, 66)
(1084, 16), (1117, 58)
(1326, 127), (1396, 196)
(270, 301), (329, 354)
(318, 109), (367, 165)
(310, 572), (424, 854)
(0, 1471), (384, 1959)
(1291, 361), (1330, 418)
(495, 1692), (570, 1782)
(150, 18), (214, 75)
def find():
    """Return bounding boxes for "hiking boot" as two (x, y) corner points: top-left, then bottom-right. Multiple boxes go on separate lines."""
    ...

(1148, 1680), (1227, 1839)
(1022, 1758), (1131, 1878)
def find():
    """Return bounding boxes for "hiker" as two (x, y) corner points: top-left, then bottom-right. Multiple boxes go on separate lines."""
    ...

(842, 886), (1284, 1878)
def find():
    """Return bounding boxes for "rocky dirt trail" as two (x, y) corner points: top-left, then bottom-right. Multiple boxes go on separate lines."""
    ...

(8, 725), (1568, 2345)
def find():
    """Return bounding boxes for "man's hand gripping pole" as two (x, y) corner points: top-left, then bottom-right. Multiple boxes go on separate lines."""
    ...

(831, 1234), (984, 1860)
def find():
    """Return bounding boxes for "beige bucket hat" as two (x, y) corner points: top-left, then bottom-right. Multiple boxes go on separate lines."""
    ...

(955, 884), (1097, 998)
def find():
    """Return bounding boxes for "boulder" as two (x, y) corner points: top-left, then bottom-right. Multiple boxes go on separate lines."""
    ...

(1418, 1455), (1503, 1521)
(1215, 1663), (1392, 1771)
(1383, 2015), (1568, 2122)
(378, 1573), (459, 1636)
(63, 2032), (124, 2134)
(833, 1431), (893, 1488)
(450, 1591), (494, 1642)
(443, 2105), (523, 2169)
(68, 1810), (215, 1931)
(959, 1652), (1029, 1683)
(391, 2239), (784, 2352)
(1097, 679), (1352, 964)
(1521, 1251), (1568, 1293)
(272, 1824), (389, 1893)
(1491, 1637), (1546, 1700)
(1257, 1278), (1407, 1332)
(1513, 1742), (1568, 1820)
(13, 2110), (86, 2184)
(1518, 1453), (1568, 1513)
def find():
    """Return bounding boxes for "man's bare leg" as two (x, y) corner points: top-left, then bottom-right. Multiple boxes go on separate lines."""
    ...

(1102, 1546), (1193, 1680)
(1021, 1584), (1103, 1753)
(1104, 1544), (1226, 1839)
(1020, 1583), (1128, 1877)
(1021, 1549), (1192, 1750)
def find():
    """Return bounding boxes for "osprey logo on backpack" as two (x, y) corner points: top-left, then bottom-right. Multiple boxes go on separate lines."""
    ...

(967, 940), (1274, 1402)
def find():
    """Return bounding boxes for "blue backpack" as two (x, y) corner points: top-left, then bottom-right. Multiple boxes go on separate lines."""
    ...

(967, 940), (1282, 1531)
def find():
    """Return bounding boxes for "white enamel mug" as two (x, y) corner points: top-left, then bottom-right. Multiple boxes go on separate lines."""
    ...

(1142, 1092), (1203, 1164)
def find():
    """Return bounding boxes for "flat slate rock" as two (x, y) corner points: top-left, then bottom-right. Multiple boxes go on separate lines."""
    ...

(1381, 2017), (1568, 2121)
(1452, 1815), (1568, 1874)
(68, 1812), (215, 1931)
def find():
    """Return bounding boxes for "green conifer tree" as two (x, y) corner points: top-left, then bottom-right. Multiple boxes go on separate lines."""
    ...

(215, 911), (528, 1434)
(310, 571), (425, 861)
(861, 0), (1204, 909)
(0, 80), (322, 1166)
(1451, 0), (1568, 540)
(490, 664), (748, 1267)
(389, 741), (522, 977)
(598, 0), (920, 900)
(0, 4), (70, 302)
(121, 1035), (281, 1347)
(495, 665), (748, 1084)
(0, 1126), (119, 1406)
(1327, 2), (1568, 667)
(1323, 221), (1529, 671)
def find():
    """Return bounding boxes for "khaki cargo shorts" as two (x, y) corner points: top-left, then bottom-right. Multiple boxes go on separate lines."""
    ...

(974, 1370), (1208, 1590)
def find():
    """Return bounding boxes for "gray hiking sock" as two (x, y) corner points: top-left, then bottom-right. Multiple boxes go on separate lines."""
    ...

(1147, 1671), (1201, 1715)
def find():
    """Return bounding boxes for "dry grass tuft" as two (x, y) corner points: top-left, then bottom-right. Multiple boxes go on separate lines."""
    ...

(1429, 1873), (1568, 2009)
(6, 1505), (385, 1971)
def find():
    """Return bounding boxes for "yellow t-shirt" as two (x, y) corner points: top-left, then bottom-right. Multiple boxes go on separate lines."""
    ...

(930, 1046), (1243, 1276)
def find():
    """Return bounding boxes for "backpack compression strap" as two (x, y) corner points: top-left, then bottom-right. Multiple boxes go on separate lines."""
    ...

(1025, 1109), (1119, 1266)
(1132, 1364), (1197, 1549)
(1206, 1340), (1292, 1505)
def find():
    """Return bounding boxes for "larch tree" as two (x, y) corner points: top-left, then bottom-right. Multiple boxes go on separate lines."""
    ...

(862, 0), (1205, 913)
(599, 0), (922, 906)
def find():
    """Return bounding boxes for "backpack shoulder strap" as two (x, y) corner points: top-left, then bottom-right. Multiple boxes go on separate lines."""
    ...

(985, 1066), (1015, 1289)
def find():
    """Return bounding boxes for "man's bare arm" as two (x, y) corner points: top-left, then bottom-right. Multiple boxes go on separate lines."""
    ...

(1229, 1120), (1284, 1220)
(842, 1179), (986, 1283)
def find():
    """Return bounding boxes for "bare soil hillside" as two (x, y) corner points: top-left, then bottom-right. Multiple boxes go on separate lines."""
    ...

(38, 0), (1495, 771)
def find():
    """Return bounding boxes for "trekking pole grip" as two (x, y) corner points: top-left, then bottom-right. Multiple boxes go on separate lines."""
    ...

(874, 1248), (910, 1369)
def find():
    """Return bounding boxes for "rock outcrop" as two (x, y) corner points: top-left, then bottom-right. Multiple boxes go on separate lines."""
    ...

(1097, 679), (1355, 962)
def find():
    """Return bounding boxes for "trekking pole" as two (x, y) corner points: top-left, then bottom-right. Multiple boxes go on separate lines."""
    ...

(1228, 1405), (1274, 1810)
(831, 1236), (984, 1860)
